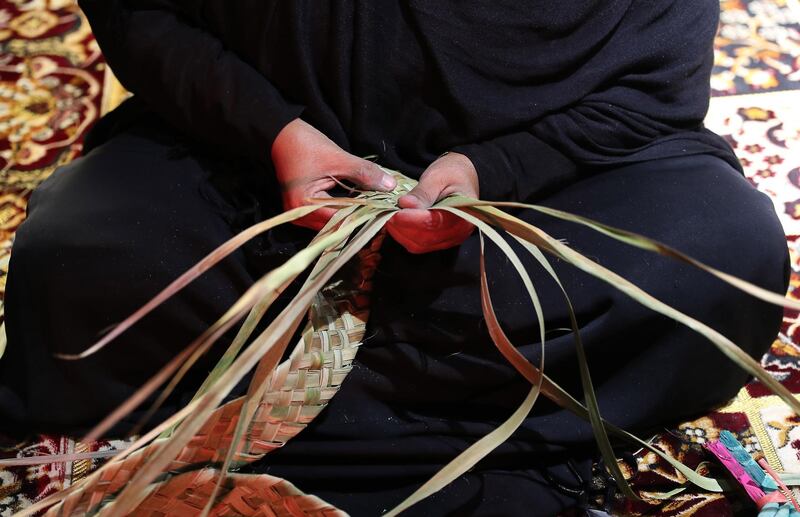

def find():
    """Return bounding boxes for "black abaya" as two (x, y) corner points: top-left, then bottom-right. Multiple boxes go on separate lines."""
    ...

(0, 1), (793, 514)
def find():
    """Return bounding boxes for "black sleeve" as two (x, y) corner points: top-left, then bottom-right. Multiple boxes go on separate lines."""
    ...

(78, 0), (304, 162)
(452, 1), (726, 202)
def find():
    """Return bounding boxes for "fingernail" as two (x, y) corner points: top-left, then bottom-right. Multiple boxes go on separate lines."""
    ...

(381, 175), (396, 189)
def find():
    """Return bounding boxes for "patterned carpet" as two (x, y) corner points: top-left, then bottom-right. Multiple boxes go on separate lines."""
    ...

(0, 2), (125, 513)
(0, 0), (798, 516)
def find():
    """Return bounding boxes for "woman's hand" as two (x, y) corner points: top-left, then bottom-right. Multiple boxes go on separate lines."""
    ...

(387, 152), (479, 254)
(271, 118), (397, 230)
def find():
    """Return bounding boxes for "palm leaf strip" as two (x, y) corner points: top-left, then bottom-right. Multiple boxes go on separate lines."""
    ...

(21, 170), (797, 515)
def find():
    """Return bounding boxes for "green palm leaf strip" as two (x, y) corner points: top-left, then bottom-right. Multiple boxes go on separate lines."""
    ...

(385, 228), (546, 516)
(47, 168), (800, 514)
(200, 209), (392, 517)
(151, 203), (369, 439)
(443, 197), (800, 312)
(80, 205), (375, 443)
(57, 204), (325, 361)
(462, 202), (799, 414)
(192, 203), (365, 403)
(441, 207), (638, 501)
(99, 211), (394, 515)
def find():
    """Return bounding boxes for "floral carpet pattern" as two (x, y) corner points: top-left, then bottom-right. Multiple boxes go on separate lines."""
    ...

(0, 0), (797, 516)
(0, 435), (129, 514)
(713, 0), (800, 95)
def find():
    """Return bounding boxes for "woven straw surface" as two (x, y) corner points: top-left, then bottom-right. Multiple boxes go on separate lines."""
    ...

(133, 469), (346, 517)
(44, 232), (384, 516)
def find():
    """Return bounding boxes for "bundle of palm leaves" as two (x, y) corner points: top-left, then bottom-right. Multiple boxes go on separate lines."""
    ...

(13, 169), (799, 516)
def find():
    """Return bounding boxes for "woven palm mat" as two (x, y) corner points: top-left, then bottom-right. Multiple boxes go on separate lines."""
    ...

(0, 0), (799, 516)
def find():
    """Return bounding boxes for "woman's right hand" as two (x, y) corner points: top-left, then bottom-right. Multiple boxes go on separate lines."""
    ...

(271, 118), (397, 230)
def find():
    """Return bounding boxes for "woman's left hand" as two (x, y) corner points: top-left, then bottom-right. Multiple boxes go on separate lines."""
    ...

(387, 152), (479, 254)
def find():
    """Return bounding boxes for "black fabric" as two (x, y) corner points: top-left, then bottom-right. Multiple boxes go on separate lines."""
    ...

(0, 118), (790, 515)
(77, 0), (740, 202)
(1, 2), (788, 514)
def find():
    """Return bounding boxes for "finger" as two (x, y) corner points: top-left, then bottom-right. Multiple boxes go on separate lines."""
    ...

(339, 159), (396, 192)
(385, 224), (428, 254)
(388, 208), (466, 232)
(398, 183), (441, 210)
(386, 210), (474, 253)
(386, 223), (471, 254)
(398, 169), (448, 210)
(286, 192), (337, 231)
(388, 207), (437, 229)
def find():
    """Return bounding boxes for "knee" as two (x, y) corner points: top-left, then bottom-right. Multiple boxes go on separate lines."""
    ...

(612, 159), (789, 392)
(6, 148), (251, 356)
(674, 167), (789, 365)
(6, 171), (73, 292)
(10, 149), (127, 269)
(716, 180), (789, 295)
(11, 161), (75, 255)
(728, 185), (788, 357)
(689, 158), (790, 294)
(648, 157), (789, 319)
(9, 157), (111, 292)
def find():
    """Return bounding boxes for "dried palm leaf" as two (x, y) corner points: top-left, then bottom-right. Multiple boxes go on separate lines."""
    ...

(17, 168), (796, 516)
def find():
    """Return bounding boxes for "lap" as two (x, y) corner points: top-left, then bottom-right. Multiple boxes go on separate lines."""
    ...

(0, 125), (789, 514)
(279, 153), (788, 453)
(260, 154), (788, 514)
(2, 123), (789, 512)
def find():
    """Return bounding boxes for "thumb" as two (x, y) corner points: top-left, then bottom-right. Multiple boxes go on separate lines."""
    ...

(399, 178), (440, 209)
(341, 160), (397, 192)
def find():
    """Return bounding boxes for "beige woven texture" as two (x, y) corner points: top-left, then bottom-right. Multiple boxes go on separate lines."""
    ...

(44, 233), (384, 516)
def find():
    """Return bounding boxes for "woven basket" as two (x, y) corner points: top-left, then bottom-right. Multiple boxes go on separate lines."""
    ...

(132, 469), (344, 517)
(43, 232), (384, 516)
